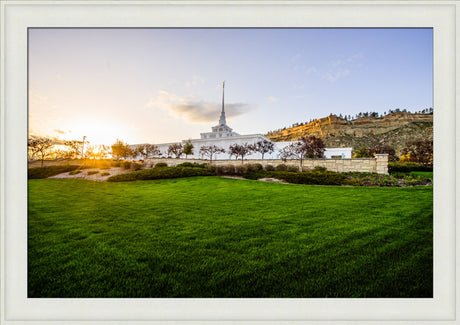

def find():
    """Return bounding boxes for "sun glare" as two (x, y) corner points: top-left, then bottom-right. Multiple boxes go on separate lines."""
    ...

(68, 119), (128, 146)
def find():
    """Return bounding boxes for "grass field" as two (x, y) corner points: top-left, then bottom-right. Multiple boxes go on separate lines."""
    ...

(28, 177), (433, 298)
(409, 171), (433, 180)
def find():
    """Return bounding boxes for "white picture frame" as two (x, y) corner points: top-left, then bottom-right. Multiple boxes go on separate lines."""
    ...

(1, 1), (457, 324)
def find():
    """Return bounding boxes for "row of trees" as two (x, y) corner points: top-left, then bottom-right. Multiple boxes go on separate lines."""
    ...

(31, 135), (431, 169)
(110, 140), (160, 161)
(28, 135), (326, 167)
(198, 136), (325, 172)
(28, 137), (165, 164)
(28, 137), (115, 166)
(198, 139), (276, 163)
(352, 139), (433, 165)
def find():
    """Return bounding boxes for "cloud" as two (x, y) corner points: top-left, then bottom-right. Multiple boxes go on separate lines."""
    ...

(321, 52), (363, 82)
(147, 90), (254, 123)
(51, 137), (66, 145)
(29, 88), (49, 107)
(54, 129), (66, 134)
(185, 76), (205, 88)
(323, 69), (351, 82)
(291, 52), (363, 84)
(266, 96), (278, 103)
(305, 67), (317, 75)
(169, 101), (252, 123)
(346, 52), (364, 62)
(290, 54), (302, 63)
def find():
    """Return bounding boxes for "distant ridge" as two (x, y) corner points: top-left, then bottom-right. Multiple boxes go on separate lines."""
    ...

(265, 111), (433, 155)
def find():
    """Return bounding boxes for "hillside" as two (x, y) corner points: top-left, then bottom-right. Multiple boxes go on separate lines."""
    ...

(265, 112), (433, 155)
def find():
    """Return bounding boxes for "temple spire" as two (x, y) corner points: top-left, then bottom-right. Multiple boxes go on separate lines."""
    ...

(219, 81), (226, 125)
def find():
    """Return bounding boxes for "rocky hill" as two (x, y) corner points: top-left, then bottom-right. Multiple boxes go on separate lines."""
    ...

(265, 112), (433, 155)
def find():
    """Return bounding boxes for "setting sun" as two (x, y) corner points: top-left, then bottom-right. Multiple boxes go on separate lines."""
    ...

(52, 117), (132, 147)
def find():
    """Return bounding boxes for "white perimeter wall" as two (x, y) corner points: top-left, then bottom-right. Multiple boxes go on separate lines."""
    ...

(145, 136), (352, 160)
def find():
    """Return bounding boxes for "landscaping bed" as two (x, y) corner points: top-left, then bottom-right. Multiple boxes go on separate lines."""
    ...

(29, 162), (432, 187)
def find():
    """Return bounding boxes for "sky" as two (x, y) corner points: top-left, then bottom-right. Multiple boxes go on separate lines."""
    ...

(28, 28), (433, 146)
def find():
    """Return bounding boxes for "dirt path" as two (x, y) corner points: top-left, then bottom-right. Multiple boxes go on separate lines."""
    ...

(49, 167), (129, 182)
(49, 169), (289, 184)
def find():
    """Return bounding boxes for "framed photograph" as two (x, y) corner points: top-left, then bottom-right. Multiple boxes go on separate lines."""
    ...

(1, 1), (457, 324)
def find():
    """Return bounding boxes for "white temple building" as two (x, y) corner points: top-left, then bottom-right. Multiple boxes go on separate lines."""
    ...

(136, 82), (352, 160)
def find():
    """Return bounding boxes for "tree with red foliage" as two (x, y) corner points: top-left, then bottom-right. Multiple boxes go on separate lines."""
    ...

(368, 145), (398, 162)
(251, 139), (275, 160)
(228, 143), (253, 163)
(279, 136), (325, 171)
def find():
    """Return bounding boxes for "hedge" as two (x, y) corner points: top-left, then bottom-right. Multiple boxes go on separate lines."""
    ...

(107, 166), (213, 182)
(242, 170), (356, 186)
(176, 162), (207, 168)
(388, 162), (433, 173)
(28, 165), (81, 179)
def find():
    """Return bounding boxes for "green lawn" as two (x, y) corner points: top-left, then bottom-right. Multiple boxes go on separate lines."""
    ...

(28, 177), (433, 298)
(409, 171), (433, 180)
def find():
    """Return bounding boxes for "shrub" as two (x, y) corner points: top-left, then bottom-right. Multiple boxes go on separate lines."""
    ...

(235, 165), (248, 175)
(342, 171), (431, 187)
(239, 170), (352, 185)
(272, 170), (352, 186)
(111, 161), (121, 167)
(287, 165), (299, 172)
(132, 163), (143, 171)
(28, 165), (80, 179)
(206, 164), (217, 174)
(155, 162), (168, 168)
(68, 170), (82, 176)
(176, 162), (207, 168)
(275, 164), (288, 171)
(122, 161), (132, 169)
(388, 162), (433, 173)
(313, 166), (327, 172)
(107, 166), (213, 182)
(243, 170), (269, 180)
(100, 172), (110, 176)
(176, 162), (193, 168)
(87, 170), (99, 175)
(246, 163), (264, 172)
(265, 164), (275, 171)
(215, 164), (235, 175)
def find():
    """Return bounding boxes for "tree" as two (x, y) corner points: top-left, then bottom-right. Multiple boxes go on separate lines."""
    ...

(228, 143), (253, 163)
(85, 145), (97, 160)
(399, 152), (417, 163)
(135, 144), (161, 160)
(28, 137), (54, 166)
(51, 148), (73, 160)
(64, 140), (82, 159)
(111, 139), (131, 160)
(279, 136), (325, 171)
(199, 145), (225, 163)
(352, 147), (372, 158)
(401, 139), (433, 165)
(98, 145), (111, 159)
(251, 139), (274, 160)
(168, 143), (183, 158)
(183, 139), (194, 158)
(368, 145), (398, 162)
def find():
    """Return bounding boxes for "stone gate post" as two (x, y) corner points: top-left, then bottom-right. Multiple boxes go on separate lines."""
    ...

(375, 154), (389, 174)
